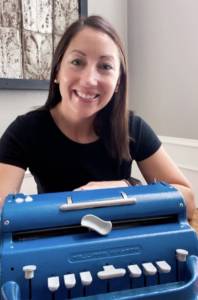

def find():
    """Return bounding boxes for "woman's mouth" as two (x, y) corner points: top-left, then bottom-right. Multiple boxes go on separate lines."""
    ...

(74, 90), (99, 101)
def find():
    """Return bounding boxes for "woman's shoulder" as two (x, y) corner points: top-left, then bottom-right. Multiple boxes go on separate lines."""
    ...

(128, 111), (147, 136)
(3, 108), (50, 139)
(128, 111), (161, 161)
(11, 108), (50, 130)
(17, 107), (49, 123)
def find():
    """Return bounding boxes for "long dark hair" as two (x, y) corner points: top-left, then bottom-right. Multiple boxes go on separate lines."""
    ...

(44, 15), (131, 162)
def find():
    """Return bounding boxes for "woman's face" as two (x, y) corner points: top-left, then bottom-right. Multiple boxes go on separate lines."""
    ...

(56, 27), (121, 120)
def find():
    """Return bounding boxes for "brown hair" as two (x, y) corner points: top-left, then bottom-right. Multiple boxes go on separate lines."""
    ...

(44, 15), (131, 162)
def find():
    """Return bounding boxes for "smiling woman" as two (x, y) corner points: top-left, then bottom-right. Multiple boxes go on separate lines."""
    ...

(0, 15), (196, 219)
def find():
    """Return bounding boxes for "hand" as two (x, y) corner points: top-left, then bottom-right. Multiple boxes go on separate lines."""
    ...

(74, 180), (128, 191)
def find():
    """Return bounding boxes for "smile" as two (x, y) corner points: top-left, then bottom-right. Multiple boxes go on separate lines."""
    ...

(74, 90), (99, 101)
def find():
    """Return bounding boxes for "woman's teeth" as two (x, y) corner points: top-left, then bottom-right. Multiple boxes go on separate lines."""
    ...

(76, 90), (98, 100)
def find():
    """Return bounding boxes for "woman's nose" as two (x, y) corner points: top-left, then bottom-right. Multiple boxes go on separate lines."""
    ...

(79, 66), (98, 87)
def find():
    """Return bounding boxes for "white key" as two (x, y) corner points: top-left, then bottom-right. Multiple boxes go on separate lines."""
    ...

(176, 249), (189, 262)
(23, 265), (37, 279)
(25, 195), (33, 202)
(128, 264), (142, 278)
(142, 263), (157, 276)
(80, 271), (93, 286)
(48, 276), (60, 292)
(64, 273), (76, 289)
(97, 265), (126, 280)
(15, 197), (24, 204)
(156, 261), (171, 273)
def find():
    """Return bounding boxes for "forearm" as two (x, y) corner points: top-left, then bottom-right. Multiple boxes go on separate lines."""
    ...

(172, 184), (196, 220)
(0, 196), (4, 209)
(0, 163), (25, 208)
(0, 193), (10, 210)
(0, 186), (21, 209)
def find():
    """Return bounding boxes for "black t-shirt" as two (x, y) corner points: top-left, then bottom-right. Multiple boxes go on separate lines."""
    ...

(0, 109), (161, 193)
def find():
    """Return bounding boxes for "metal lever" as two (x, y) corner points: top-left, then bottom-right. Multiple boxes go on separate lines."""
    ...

(81, 214), (112, 235)
(60, 192), (136, 211)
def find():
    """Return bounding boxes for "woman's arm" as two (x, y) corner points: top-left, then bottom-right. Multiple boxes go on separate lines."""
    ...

(0, 163), (25, 208)
(137, 145), (196, 220)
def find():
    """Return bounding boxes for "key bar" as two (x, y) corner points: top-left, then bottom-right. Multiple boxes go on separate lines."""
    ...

(60, 196), (136, 211)
(97, 265), (126, 280)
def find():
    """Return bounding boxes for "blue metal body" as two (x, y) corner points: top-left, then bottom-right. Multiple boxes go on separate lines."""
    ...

(0, 182), (198, 299)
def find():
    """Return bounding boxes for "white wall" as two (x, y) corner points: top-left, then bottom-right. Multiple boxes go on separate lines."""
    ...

(127, 0), (198, 140)
(0, 90), (47, 137)
(88, 0), (128, 51)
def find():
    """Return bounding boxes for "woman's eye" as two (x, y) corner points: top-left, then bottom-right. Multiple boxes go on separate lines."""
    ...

(71, 59), (82, 66)
(100, 63), (113, 71)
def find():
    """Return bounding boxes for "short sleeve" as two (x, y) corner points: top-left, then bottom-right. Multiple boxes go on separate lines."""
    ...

(129, 114), (161, 161)
(0, 116), (28, 170)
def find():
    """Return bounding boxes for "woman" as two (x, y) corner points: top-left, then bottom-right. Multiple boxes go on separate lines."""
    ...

(0, 16), (195, 219)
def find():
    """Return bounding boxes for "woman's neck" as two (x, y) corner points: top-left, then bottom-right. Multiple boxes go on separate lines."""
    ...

(50, 103), (98, 144)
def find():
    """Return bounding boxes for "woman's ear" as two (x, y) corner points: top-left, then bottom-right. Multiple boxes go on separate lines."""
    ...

(54, 78), (59, 84)
(54, 71), (60, 83)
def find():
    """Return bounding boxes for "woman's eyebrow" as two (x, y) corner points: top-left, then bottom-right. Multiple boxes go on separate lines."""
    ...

(70, 49), (86, 56)
(100, 55), (114, 59)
